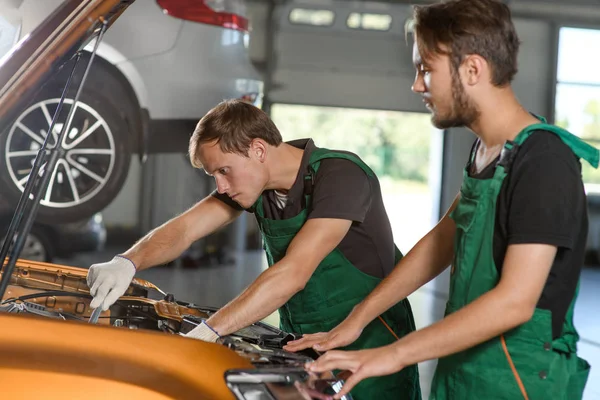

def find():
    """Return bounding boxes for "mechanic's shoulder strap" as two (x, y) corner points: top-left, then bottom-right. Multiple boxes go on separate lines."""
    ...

(515, 122), (599, 168)
(307, 148), (376, 177)
(303, 148), (376, 197)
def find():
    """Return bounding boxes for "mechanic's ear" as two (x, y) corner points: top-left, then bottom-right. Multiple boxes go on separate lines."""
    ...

(250, 139), (267, 163)
(461, 54), (486, 86)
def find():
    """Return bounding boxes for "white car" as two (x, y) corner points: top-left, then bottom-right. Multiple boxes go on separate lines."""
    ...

(0, 0), (263, 223)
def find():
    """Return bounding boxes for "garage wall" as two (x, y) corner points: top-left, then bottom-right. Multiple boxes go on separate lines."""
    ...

(270, 1), (418, 111)
(146, 154), (209, 230)
(270, 2), (552, 116)
(101, 156), (142, 230)
(100, 154), (204, 236)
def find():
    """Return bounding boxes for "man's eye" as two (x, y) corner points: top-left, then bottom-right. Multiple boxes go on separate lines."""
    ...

(219, 168), (228, 175)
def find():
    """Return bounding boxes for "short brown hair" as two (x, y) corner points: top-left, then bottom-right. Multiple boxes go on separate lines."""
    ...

(189, 99), (283, 168)
(411, 0), (520, 86)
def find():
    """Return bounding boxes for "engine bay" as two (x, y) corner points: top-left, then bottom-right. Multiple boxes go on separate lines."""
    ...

(0, 260), (349, 399)
(0, 261), (318, 363)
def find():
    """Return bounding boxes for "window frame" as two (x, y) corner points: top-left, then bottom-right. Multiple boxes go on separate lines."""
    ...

(553, 24), (600, 185)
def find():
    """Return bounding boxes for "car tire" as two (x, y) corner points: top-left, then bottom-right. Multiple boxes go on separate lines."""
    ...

(0, 57), (135, 224)
(2, 225), (54, 263)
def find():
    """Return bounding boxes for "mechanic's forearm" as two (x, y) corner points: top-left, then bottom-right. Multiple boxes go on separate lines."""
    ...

(206, 259), (305, 336)
(351, 216), (456, 328)
(123, 197), (239, 271)
(122, 220), (193, 271)
(393, 286), (534, 367)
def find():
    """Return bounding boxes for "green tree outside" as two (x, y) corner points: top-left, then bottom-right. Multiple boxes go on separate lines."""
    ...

(270, 104), (433, 193)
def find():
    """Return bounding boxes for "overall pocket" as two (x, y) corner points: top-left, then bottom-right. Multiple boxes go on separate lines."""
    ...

(567, 356), (590, 399)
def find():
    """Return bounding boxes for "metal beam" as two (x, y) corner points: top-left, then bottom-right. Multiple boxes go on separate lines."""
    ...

(358, 0), (600, 25)
(378, 0), (600, 5)
(546, 22), (560, 125)
(262, 0), (278, 115)
(511, 1), (600, 21)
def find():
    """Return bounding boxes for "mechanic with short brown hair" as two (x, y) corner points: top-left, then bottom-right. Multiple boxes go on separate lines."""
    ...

(87, 99), (421, 399)
(284, 0), (595, 398)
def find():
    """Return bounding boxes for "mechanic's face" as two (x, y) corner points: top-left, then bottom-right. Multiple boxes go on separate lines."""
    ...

(411, 42), (479, 129)
(198, 140), (268, 209)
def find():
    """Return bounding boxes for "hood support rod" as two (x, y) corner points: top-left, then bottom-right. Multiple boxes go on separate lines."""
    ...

(0, 21), (108, 301)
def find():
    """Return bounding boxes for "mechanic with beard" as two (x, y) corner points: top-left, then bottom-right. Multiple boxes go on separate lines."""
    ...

(86, 99), (421, 399)
(284, 0), (596, 399)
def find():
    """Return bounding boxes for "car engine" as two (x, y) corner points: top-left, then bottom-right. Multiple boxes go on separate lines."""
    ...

(0, 260), (351, 399)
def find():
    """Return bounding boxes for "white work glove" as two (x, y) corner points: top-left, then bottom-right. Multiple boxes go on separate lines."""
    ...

(87, 255), (136, 311)
(183, 321), (221, 342)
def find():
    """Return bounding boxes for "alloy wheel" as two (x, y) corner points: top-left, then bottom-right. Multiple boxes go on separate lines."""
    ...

(5, 99), (116, 209)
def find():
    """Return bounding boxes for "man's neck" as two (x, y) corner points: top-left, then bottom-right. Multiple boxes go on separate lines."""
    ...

(467, 89), (540, 149)
(265, 143), (305, 192)
(466, 88), (542, 175)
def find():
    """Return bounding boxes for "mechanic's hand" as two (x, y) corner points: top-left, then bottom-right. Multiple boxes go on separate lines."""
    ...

(305, 345), (405, 399)
(183, 321), (220, 342)
(87, 255), (136, 311)
(283, 319), (363, 353)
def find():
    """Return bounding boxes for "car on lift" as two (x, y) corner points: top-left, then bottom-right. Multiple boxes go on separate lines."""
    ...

(0, 0), (263, 224)
(0, 1), (347, 398)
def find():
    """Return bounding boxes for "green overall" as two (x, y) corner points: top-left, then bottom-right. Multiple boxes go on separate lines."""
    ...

(430, 123), (598, 400)
(252, 148), (421, 400)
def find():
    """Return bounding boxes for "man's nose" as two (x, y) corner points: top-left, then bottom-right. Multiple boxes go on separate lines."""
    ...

(215, 177), (229, 194)
(412, 73), (425, 94)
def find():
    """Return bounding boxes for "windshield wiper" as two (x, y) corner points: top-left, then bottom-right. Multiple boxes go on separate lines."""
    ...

(0, 21), (109, 302)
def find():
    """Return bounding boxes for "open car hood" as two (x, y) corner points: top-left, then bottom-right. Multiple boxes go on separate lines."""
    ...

(0, 0), (133, 128)
(0, 260), (352, 399)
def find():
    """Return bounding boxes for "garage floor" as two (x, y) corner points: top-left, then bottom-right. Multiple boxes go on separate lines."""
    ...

(58, 246), (600, 400)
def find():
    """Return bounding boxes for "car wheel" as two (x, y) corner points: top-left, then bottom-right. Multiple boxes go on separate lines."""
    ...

(2, 227), (54, 263)
(0, 79), (133, 224)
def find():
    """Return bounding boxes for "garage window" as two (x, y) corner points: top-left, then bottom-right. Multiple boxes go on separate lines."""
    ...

(554, 27), (600, 187)
(289, 8), (334, 27)
(347, 12), (392, 31)
(271, 104), (441, 253)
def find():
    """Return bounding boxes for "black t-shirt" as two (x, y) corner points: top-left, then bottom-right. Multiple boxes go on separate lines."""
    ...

(213, 139), (397, 279)
(468, 131), (588, 338)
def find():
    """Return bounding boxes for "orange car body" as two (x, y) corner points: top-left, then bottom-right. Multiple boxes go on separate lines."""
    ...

(0, 260), (253, 400)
